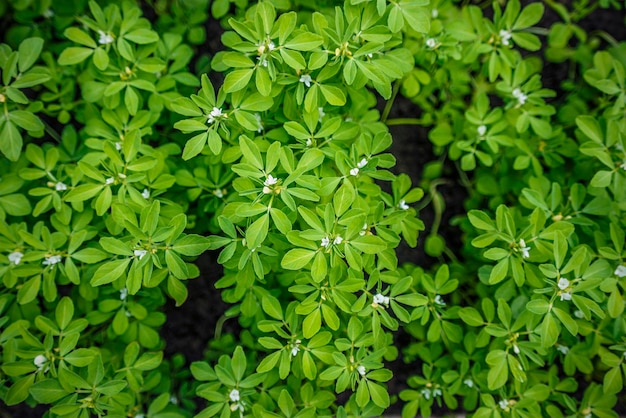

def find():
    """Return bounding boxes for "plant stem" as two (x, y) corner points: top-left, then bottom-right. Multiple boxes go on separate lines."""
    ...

(381, 81), (401, 123)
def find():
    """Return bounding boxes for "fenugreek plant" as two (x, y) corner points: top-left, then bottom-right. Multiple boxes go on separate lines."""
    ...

(1, 0), (625, 417)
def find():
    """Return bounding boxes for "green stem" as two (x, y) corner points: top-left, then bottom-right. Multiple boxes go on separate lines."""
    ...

(381, 81), (401, 123)
(591, 30), (619, 48)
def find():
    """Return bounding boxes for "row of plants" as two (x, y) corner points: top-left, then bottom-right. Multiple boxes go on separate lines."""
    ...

(0, 0), (625, 417)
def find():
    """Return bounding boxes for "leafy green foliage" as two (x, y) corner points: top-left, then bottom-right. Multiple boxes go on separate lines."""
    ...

(0, 0), (625, 416)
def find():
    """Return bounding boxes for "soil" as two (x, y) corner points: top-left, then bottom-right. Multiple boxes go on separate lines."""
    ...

(2, 2), (626, 417)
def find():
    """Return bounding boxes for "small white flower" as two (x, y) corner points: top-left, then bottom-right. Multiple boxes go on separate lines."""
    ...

(135, 414), (145, 418)
(120, 288), (128, 301)
(306, 138), (313, 147)
(257, 57), (269, 67)
(214, 189), (224, 198)
(366, 53), (373, 58)
(463, 378), (474, 388)
(513, 344), (520, 354)
(98, 30), (114, 45)
(434, 295), (446, 306)
(477, 125), (487, 136)
(431, 9), (438, 18)
(583, 414), (591, 418)
(359, 223), (368, 236)
(43, 255), (62, 267)
(207, 107), (224, 124)
(141, 189), (150, 199)
(499, 398), (509, 410)
(8, 251), (23, 265)
(115, 142), (122, 150)
(557, 345), (569, 355)
(615, 265), (626, 277)
(620, 160), (626, 170)
(254, 113), (263, 132)
(170, 395), (178, 405)
(398, 200), (409, 210)
(432, 388), (442, 397)
(512, 88), (528, 105)
(357, 365), (366, 376)
(55, 182), (67, 191)
(34, 354), (49, 372)
(134, 249), (147, 260)
(357, 158), (368, 169)
(125, 310), (132, 317)
(43, 9), (54, 18)
(574, 309), (584, 319)
(318, 107), (325, 121)
(105, 177), (115, 185)
(425, 38), (437, 49)
(291, 340), (301, 357)
(264, 175), (278, 186)
(373, 293), (390, 306)
(560, 291), (572, 301)
(321, 236), (331, 248)
(267, 42), (275, 51)
(333, 235), (343, 245)
(499, 29), (512, 46)
(229, 389), (240, 402)
(557, 278), (570, 290)
(421, 388), (431, 400)
(349, 167), (359, 176)
(263, 175), (278, 194)
(519, 239), (531, 258)
(299, 74), (312, 88)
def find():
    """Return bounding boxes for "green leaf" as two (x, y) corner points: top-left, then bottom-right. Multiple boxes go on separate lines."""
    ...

(468, 210), (495, 231)
(5, 374), (35, 405)
(282, 249), (316, 270)
(590, 170), (613, 188)
(166, 250), (189, 279)
(459, 307), (484, 326)
(55, 297), (74, 330)
(223, 69), (254, 93)
(540, 313), (559, 348)
(30, 379), (69, 403)
(64, 28), (96, 48)
(576, 116), (603, 144)
(18, 38), (44, 72)
(246, 214), (269, 249)
(285, 33), (323, 51)
(125, 29), (159, 44)
(0, 193), (31, 216)
(91, 259), (131, 286)
(58, 47), (94, 65)
(0, 121), (22, 161)
(262, 294), (283, 320)
(182, 132), (208, 160)
(350, 235), (387, 254)
(486, 350), (508, 390)
(303, 308), (321, 338)
(270, 208), (292, 235)
(64, 184), (104, 202)
(401, 3), (430, 34)
(333, 181), (355, 216)
(319, 84), (346, 106)
(171, 98), (203, 117)
(513, 2), (544, 29)
(173, 234), (210, 256)
(10, 110), (43, 132)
